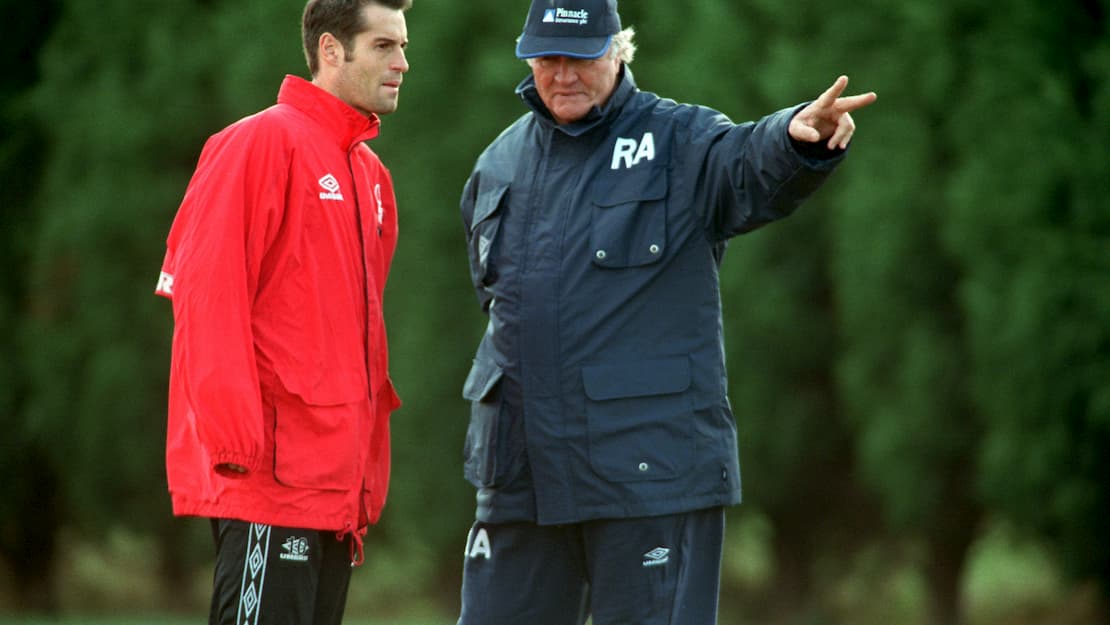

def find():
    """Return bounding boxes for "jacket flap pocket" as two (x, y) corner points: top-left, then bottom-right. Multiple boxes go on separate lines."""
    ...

(274, 366), (367, 406)
(594, 170), (667, 207)
(470, 181), (510, 230)
(463, 358), (504, 402)
(582, 356), (690, 401)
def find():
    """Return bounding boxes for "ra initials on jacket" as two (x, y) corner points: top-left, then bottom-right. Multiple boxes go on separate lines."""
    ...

(611, 131), (656, 170)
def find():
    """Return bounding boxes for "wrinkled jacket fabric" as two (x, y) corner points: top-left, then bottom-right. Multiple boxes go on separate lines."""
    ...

(157, 75), (400, 536)
(460, 68), (844, 525)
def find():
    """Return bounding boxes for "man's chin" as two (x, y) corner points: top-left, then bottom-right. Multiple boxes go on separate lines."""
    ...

(549, 101), (590, 124)
(369, 100), (400, 116)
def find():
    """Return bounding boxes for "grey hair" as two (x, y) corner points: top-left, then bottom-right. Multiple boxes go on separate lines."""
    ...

(609, 27), (636, 64)
(522, 26), (637, 66)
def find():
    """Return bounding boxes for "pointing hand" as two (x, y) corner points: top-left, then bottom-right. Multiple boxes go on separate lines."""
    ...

(789, 75), (877, 150)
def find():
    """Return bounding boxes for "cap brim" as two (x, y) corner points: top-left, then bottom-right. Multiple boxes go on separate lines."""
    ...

(515, 34), (613, 59)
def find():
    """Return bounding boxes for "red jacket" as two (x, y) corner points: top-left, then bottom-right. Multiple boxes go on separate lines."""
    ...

(155, 76), (400, 546)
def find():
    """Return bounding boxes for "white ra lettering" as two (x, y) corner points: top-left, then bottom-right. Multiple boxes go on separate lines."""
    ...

(466, 527), (492, 560)
(611, 137), (637, 170)
(155, 271), (175, 296)
(610, 132), (656, 170)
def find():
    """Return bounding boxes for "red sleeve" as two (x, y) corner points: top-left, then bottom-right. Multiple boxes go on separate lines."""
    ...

(158, 117), (288, 474)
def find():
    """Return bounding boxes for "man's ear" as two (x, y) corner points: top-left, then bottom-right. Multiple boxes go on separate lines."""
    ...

(319, 32), (344, 68)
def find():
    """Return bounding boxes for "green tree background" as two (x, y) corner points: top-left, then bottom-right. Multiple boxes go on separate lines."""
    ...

(1, 0), (1107, 623)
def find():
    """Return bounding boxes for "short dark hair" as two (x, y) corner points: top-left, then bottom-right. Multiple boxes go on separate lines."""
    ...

(302, 0), (412, 76)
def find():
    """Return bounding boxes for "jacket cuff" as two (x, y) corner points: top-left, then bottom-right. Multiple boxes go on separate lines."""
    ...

(783, 102), (848, 169)
(790, 136), (847, 161)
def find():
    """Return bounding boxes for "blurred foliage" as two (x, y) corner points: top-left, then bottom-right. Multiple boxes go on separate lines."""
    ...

(0, 0), (1107, 623)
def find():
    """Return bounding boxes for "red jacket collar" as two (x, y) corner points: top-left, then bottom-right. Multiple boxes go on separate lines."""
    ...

(277, 74), (381, 149)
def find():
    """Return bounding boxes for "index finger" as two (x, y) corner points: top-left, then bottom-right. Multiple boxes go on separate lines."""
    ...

(815, 75), (850, 108)
(836, 91), (878, 113)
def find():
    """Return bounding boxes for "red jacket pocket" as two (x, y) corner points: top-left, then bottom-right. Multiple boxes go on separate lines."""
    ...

(272, 388), (363, 491)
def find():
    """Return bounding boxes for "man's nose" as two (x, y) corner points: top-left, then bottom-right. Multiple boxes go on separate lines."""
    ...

(393, 49), (409, 73)
(553, 58), (577, 81)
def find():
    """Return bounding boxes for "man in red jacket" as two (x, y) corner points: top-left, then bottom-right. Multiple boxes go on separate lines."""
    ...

(154, 1), (409, 623)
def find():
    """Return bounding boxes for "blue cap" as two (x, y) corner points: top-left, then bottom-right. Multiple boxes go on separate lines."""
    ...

(515, 0), (622, 59)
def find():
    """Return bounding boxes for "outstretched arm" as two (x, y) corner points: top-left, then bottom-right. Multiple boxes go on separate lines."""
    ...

(789, 75), (877, 150)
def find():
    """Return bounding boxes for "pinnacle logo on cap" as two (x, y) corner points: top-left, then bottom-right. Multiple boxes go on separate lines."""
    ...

(543, 7), (590, 25)
(516, 0), (621, 59)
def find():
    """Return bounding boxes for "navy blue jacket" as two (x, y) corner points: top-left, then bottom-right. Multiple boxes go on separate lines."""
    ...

(460, 67), (845, 525)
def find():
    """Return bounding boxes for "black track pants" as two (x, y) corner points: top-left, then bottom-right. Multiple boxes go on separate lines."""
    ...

(209, 519), (353, 625)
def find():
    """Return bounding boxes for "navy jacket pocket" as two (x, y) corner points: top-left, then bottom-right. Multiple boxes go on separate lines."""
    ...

(462, 358), (504, 488)
(589, 169), (668, 269)
(468, 181), (509, 288)
(583, 356), (695, 482)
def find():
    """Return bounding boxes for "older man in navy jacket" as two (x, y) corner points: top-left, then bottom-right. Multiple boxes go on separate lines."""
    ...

(457, 1), (876, 623)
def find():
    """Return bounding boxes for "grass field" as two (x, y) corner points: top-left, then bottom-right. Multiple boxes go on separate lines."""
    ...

(0, 519), (1103, 625)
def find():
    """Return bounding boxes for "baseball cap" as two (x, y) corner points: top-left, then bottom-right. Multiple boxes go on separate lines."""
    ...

(515, 0), (622, 60)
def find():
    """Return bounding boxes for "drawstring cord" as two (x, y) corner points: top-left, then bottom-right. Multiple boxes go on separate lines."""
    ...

(337, 524), (367, 567)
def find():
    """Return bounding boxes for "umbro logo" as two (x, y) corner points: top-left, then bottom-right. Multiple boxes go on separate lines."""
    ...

(642, 547), (670, 567)
(318, 174), (344, 201)
(280, 536), (310, 562)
